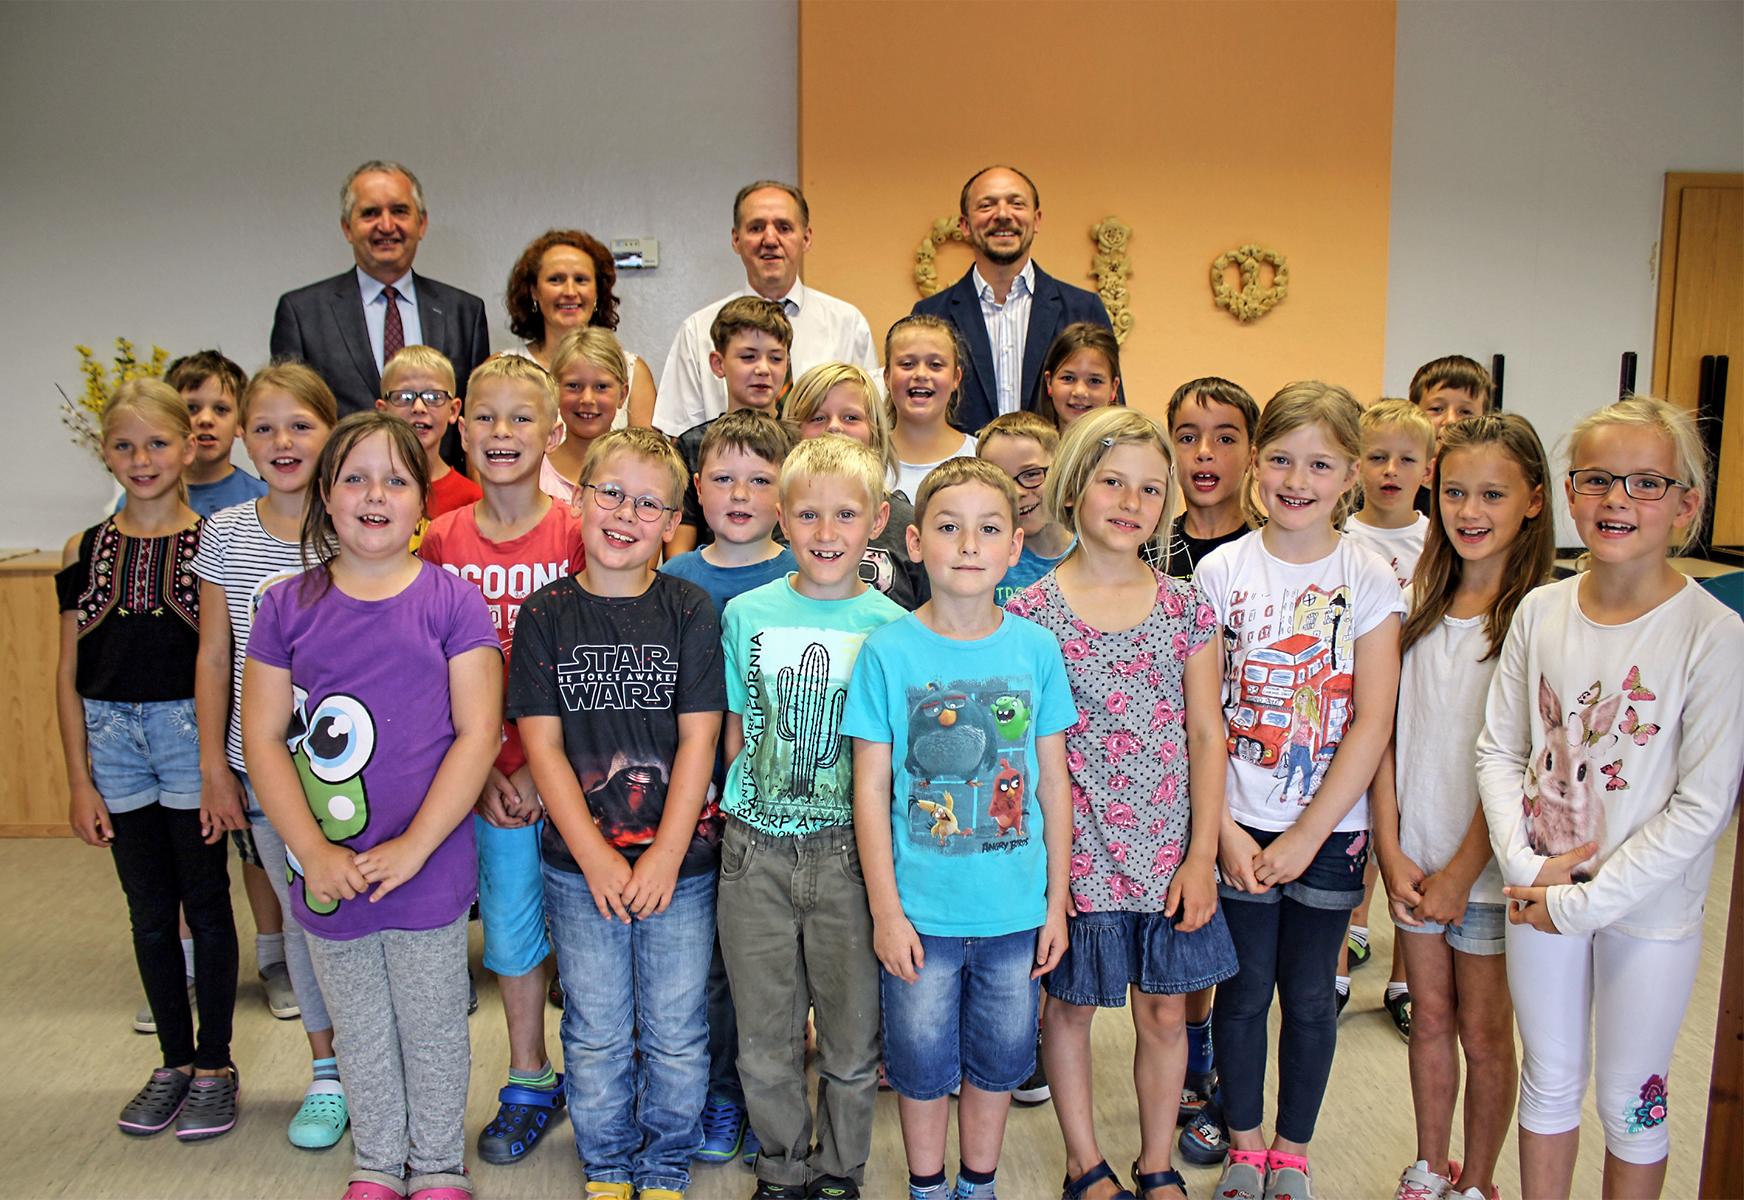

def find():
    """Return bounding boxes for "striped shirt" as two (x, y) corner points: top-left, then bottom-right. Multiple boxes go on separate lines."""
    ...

(973, 259), (1035, 416)
(190, 501), (307, 774)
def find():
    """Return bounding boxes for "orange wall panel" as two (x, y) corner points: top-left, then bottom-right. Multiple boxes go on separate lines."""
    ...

(799, 0), (1395, 417)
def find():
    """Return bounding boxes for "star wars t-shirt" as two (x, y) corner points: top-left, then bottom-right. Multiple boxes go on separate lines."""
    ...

(506, 571), (726, 876)
(841, 611), (1076, 937)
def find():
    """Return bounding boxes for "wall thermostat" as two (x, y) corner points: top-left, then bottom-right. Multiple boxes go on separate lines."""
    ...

(611, 238), (659, 269)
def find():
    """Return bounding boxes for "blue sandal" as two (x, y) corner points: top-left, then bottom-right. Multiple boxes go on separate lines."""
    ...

(1131, 1161), (1188, 1200)
(1063, 1160), (1138, 1200)
(476, 1075), (567, 1165)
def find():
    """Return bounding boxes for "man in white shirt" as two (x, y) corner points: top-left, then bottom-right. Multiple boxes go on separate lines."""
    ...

(654, 181), (879, 436)
(912, 165), (1113, 433)
(270, 161), (489, 428)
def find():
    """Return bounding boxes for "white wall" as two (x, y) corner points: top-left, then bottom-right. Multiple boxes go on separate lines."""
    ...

(0, 0), (796, 548)
(1385, 0), (1743, 542)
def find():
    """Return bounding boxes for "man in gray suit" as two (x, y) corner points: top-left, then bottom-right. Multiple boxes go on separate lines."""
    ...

(270, 161), (489, 442)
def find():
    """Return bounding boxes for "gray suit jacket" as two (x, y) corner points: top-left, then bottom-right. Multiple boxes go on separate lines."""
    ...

(269, 269), (490, 417)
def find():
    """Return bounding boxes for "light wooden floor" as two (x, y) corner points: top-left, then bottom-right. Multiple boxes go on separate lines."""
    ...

(1, 824), (1731, 1200)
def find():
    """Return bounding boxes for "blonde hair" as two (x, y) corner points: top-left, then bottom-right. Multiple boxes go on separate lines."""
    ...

(913, 455), (1019, 527)
(578, 426), (688, 509)
(468, 352), (559, 421)
(1244, 381), (1363, 528)
(243, 362), (338, 426)
(1361, 397), (1436, 458)
(1044, 407), (1177, 563)
(104, 378), (192, 443)
(884, 313), (966, 427)
(381, 344), (456, 395)
(976, 410), (1059, 456)
(551, 327), (629, 397)
(1568, 394), (1710, 554)
(782, 363), (897, 491)
(778, 433), (885, 511)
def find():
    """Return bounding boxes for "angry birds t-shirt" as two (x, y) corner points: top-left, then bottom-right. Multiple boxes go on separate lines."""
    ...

(247, 562), (501, 938)
(842, 611), (1076, 937)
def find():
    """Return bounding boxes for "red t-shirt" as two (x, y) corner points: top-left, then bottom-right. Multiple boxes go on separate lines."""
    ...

(419, 500), (585, 774)
(428, 468), (484, 519)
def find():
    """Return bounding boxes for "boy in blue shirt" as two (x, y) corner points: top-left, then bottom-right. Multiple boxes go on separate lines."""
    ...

(716, 435), (903, 1199)
(843, 457), (1075, 1200)
(659, 408), (796, 1166)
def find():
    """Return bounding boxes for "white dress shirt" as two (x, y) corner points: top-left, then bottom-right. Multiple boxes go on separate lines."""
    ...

(973, 259), (1035, 416)
(357, 267), (424, 373)
(653, 278), (880, 436)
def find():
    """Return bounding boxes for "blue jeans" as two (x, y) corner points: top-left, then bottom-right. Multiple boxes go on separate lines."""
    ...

(543, 863), (715, 1193)
(880, 928), (1040, 1100)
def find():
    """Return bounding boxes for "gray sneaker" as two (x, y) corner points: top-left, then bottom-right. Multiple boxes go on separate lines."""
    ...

(260, 962), (300, 1019)
(133, 978), (196, 1034)
(1265, 1158), (1313, 1200)
(1215, 1154), (1267, 1200)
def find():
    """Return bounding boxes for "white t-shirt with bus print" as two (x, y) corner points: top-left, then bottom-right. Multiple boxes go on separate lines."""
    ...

(1194, 530), (1404, 833)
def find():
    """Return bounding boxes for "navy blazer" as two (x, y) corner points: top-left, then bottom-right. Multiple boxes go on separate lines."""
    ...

(912, 262), (1112, 434)
(269, 270), (491, 418)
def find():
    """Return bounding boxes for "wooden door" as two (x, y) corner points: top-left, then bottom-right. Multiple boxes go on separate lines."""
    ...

(1652, 172), (1744, 545)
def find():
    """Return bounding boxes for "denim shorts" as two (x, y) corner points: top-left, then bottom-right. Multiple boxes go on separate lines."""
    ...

(1401, 900), (1506, 957)
(83, 697), (201, 813)
(1217, 825), (1369, 912)
(880, 928), (1040, 1100)
(475, 814), (550, 976)
(1046, 908), (1240, 1007)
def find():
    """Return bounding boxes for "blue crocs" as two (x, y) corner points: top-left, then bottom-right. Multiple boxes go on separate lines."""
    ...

(477, 1075), (567, 1165)
(694, 1093), (746, 1163)
(288, 1079), (349, 1150)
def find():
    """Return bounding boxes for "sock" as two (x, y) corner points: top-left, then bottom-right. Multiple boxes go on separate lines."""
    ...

(182, 937), (196, 978)
(1386, 981), (1410, 1001)
(311, 1056), (340, 1082)
(256, 931), (285, 972)
(958, 1163), (995, 1186)
(1335, 975), (1350, 997)
(1348, 925), (1370, 951)
(508, 1061), (558, 1091)
(910, 1170), (947, 1194)
(1186, 1015), (1214, 1075)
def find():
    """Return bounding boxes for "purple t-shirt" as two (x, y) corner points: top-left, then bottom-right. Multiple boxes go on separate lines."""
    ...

(248, 561), (501, 939)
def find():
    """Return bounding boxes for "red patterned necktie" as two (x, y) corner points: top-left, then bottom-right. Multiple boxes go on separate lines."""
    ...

(382, 284), (405, 364)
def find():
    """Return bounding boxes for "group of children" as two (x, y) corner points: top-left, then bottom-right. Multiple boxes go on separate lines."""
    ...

(57, 313), (1743, 1200)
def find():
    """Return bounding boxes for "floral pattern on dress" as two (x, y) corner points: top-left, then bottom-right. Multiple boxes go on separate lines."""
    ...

(1006, 569), (1215, 914)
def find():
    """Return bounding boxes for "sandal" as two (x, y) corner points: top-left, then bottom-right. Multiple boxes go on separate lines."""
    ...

(1062, 1160), (1138, 1200)
(1132, 1160), (1188, 1199)
(476, 1075), (567, 1164)
(118, 1067), (192, 1136)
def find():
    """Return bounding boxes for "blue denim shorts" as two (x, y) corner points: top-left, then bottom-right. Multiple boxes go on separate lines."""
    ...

(83, 698), (201, 814)
(1401, 900), (1506, 957)
(476, 814), (550, 976)
(1046, 908), (1240, 1007)
(1217, 825), (1369, 912)
(880, 928), (1040, 1100)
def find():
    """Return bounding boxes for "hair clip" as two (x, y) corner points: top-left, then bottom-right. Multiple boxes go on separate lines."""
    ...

(1100, 436), (1115, 447)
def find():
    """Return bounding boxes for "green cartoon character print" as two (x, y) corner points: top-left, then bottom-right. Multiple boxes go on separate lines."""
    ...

(282, 686), (375, 916)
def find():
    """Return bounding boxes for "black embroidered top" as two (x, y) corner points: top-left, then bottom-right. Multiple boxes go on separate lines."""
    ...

(55, 518), (203, 701)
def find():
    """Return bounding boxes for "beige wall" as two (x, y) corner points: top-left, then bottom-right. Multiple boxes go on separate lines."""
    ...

(798, 0), (1397, 419)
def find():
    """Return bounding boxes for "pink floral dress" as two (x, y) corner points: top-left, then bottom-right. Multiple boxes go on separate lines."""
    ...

(1006, 569), (1217, 913)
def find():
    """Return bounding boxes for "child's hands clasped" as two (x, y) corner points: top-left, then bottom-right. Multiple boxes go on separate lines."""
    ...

(354, 835), (433, 902)
(1218, 820), (1266, 894)
(1378, 848), (1426, 927)
(1165, 855), (1219, 933)
(579, 846), (635, 923)
(1503, 840), (1599, 935)
(476, 768), (524, 828)
(874, 912), (926, 984)
(1253, 824), (1319, 889)
(69, 780), (113, 846)
(302, 841), (369, 907)
(623, 851), (681, 918)
(1415, 865), (1475, 926)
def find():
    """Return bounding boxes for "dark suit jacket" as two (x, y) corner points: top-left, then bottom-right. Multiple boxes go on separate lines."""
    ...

(912, 262), (1112, 434)
(269, 269), (491, 417)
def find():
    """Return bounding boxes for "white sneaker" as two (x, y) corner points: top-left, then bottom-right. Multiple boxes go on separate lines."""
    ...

(133, 977), (197, 1034)
(1395, 1160), (1453, 1200)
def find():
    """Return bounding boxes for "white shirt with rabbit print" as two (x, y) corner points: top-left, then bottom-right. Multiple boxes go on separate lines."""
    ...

(1475, 575), (1744, 940)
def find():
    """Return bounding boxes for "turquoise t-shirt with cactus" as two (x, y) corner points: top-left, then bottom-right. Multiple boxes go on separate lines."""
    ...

(722, 576), (905, 835)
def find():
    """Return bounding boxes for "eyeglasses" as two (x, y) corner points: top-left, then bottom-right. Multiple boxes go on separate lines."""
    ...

(384, 389), (453, 409)
(583, 482), (677, 522)
(1008, 465), (1049, 490)
(1566, 469), (1688, 501)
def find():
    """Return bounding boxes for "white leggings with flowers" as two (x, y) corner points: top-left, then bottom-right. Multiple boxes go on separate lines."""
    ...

(1506, 920), (1702, 1164)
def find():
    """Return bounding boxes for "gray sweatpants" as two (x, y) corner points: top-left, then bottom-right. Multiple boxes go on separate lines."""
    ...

(305, 911), (471, 1179)
(245, 798), (332, 1033)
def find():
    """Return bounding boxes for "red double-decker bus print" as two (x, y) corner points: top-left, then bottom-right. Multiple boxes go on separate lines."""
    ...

(1226, 631), (1353, 770)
